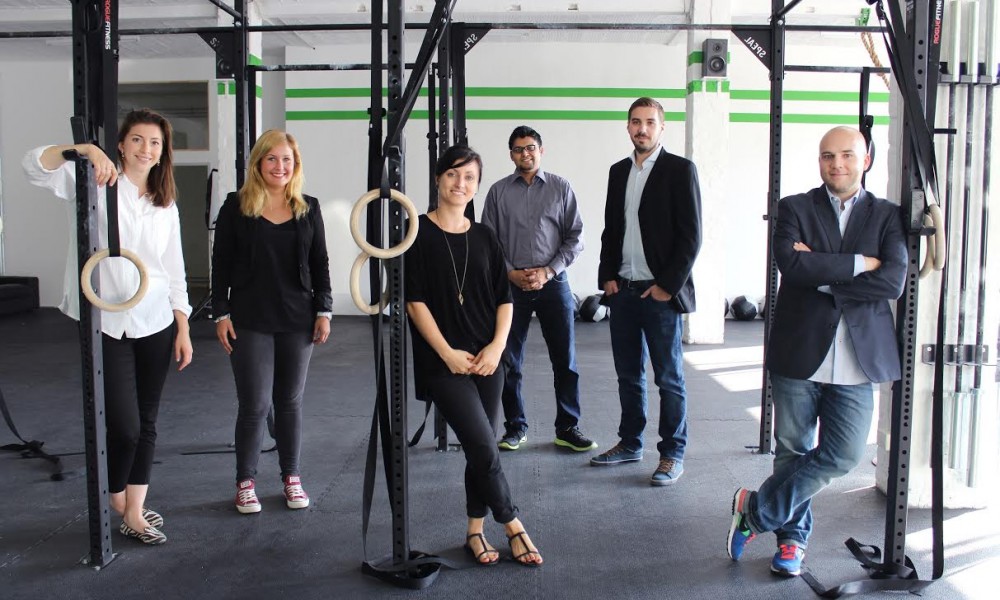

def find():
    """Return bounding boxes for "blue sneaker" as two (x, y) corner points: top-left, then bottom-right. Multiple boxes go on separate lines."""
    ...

(727, 487), (756, 560)
(650, 458), (683, 486)
(771, 544), (805, 577)
(589, 443), (642, 466)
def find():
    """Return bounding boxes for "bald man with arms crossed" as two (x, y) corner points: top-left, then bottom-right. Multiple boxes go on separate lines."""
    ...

(727, 126), (907, 577)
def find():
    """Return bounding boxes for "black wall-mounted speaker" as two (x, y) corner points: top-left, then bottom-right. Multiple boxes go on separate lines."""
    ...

(703, 38), (728, 77)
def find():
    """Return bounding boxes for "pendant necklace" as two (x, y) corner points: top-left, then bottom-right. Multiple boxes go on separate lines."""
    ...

(442, 223), (469, 306)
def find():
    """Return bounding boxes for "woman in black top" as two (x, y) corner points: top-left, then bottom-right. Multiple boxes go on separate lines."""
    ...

(405, 145), (542, 567)
(211, 129), (332, 515)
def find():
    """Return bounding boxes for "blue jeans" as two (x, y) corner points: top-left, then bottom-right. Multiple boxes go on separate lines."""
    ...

(745, 373), (875, 548)
(501, 272), (581, 434)
(607, 286), (687, 460)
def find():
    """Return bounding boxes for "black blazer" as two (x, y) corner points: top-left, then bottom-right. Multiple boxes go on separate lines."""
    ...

(765, 187), (907, 383)
(598, 147), (702, 313)
(211, 191), (333, 317)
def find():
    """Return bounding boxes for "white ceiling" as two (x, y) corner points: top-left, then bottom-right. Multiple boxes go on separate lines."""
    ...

(0, 1), (877, 61)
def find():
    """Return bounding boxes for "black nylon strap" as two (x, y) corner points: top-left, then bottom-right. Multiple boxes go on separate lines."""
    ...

(871, 0), (942, 208)
(802, 570), (932, 598)
(205, 168), (218, 230)
(859, 67), (876, 186)
(0, 386), (72, 481)
(407, 400), (433, 448)
(800, 538), (931, 598)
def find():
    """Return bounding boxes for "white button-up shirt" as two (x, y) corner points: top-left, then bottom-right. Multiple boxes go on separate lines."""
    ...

(23, 146), (191, 339)
(810, 187), (870, 385)
(619, 145), (661, 281)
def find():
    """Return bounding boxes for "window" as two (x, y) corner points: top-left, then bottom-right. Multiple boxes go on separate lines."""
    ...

(119, 82), (209, 150)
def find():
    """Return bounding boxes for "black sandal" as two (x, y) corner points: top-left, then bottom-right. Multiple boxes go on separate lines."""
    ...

(465, 533), (499, 566)
(507, 531), (542, 567)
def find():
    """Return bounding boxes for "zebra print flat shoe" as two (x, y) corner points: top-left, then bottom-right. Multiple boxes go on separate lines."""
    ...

(141, 508), (163, 529)
(119, 521), (167, 545)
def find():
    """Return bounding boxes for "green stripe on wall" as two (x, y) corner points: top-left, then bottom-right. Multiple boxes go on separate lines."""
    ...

(287, 110), (372, 120)
(687, 81), (731, 94)
(731, 90), (890, 102)
(249, 54), (262, 66)
(283, 86), (887, 103)
(286, 109), (689, 121)
(465, 87), (686, 98)
(218, 81), (264, 98)
(287, 109), (881, 124)
(288, 88), (375, 98)
(286, 86), (688, 99)
(730, 113), (890, 125)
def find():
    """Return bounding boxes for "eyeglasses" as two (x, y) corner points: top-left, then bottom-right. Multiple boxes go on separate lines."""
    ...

(511, 144), (538, 154)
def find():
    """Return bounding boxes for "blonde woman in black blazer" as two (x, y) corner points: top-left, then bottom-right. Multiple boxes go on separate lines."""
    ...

(212, 130), (332, 515)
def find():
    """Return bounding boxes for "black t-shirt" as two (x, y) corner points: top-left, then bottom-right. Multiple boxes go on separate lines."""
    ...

(231, 218), (313, 333)
(405, 214), (512, 398)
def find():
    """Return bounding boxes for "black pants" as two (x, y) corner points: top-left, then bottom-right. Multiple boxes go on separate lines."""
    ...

(429, 371), (517, 523)
(102, 322), (175, 493)
(229, 328), (314, 482)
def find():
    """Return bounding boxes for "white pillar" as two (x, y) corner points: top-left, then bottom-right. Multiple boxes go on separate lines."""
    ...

(683, 0), (730, 344)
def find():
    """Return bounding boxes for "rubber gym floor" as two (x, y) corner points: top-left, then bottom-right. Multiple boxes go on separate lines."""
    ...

(1, 309), (997, 599)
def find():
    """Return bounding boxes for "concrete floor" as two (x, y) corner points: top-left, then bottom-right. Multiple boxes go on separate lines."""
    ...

(1, 309), (997, 599)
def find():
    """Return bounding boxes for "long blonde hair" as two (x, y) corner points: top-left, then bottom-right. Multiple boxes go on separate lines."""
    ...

(239, 129), (308, 219)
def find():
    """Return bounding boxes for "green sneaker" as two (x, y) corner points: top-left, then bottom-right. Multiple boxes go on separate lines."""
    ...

(554, 427), (598, 452)
(498, 429), (527, 451)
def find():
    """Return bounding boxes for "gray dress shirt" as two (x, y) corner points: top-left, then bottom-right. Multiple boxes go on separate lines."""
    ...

(481, 169), (584, 274)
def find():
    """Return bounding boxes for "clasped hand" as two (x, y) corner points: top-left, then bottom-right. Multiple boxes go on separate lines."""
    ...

(442, 341), (503, 376)
(510, 268), (545, 291)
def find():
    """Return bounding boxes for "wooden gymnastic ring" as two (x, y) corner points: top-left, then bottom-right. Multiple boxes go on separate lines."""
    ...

(919, 203), (946, 279)
(349, 251), (390, 315)
(349, 188), (419, 259)
(80, 248), (149, 312)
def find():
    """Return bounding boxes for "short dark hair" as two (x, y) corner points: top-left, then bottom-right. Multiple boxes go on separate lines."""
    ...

(508, 125), (542, 150)
(628, 97), (665, 121)
(436, 144), (483, 182)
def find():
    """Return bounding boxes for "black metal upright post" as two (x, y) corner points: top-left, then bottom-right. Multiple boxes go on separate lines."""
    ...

(69, 0), (115, 569)
(801, 1), (944, 595)
(427, 66), (438, 201)
(884, 0), (938, 572)
(437, 30), (452, 156)
(385, 0), (410, 568)
(450, 25), (468, 146)
(432, 21), (452, 452)
(758, 2), (786, 455)
(234, 0), (249, 188)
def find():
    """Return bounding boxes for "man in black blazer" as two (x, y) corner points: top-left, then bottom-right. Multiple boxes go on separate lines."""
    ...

(590, 97), (702, 488)
(727, 126), (907, 577)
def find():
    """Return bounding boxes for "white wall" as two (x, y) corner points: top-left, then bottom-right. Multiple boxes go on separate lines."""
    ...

(0, 33), (891, 316)
(0, 55), (218, 307)
(0, 60), (76, 305)
(283, 34), (890, 314)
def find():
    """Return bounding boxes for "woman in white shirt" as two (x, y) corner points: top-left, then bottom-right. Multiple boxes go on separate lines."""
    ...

(23, 109), (193, 546)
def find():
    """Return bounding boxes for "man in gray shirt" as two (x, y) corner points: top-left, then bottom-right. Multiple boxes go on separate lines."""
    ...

(481, 125), (595, 453)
